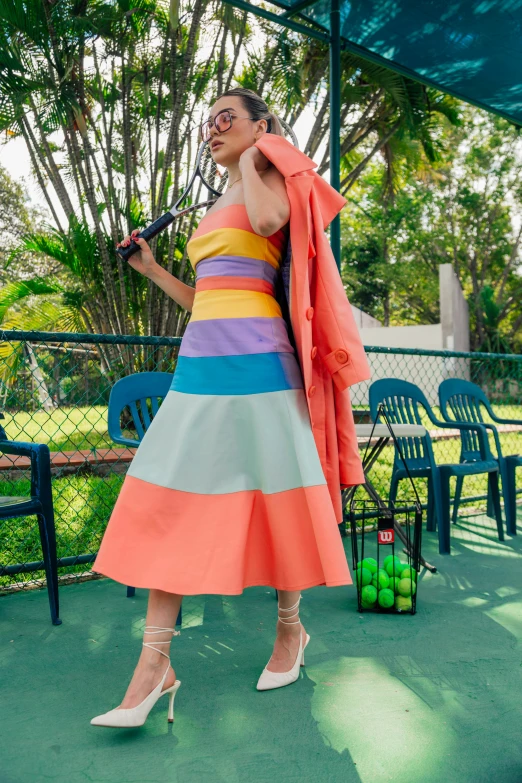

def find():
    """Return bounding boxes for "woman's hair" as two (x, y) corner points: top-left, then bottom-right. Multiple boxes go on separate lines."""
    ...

(216, 87), (284, 137)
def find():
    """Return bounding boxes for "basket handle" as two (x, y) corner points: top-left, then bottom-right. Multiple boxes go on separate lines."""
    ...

(373, 403), (423, 510)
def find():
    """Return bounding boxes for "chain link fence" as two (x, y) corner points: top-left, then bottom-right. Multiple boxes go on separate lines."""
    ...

(1, 330), (521, 597)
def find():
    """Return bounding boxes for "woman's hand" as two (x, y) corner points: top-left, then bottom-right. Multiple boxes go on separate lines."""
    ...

(239, 146), (270, 173)
(117, 229), (159, 278)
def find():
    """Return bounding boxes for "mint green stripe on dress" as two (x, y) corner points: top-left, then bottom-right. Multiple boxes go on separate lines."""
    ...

(127, 389), (327, 495)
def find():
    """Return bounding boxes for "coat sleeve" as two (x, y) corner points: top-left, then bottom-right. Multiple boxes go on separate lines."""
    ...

(311, 200), (372, 392)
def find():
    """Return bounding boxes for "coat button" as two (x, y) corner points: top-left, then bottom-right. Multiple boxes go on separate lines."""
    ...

(335, 349), (348, 363)
(308, 385), (316, 398)
(306, 306), (314, 320)
(311, 346), (318, 359)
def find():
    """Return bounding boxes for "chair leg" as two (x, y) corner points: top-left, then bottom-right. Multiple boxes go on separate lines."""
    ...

(37, 509), (61, 626)
(126, 586), (136, 597)
(435, 469), (451, 554)
(426, 476), (437, 531)
(486, 469), (495, 518)
(488, 471), (505, 542)
(34, 446), (61, 626)
(505, 458), (518, 536)
(452, 476), (464, 525)
(427, 478), (434, 529)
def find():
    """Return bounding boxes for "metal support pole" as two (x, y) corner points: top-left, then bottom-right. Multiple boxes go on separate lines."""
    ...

(329, 0), (341, 272)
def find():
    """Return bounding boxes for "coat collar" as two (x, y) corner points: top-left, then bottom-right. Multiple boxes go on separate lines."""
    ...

(253, 133), (347, 229)
(254, 133), (316, 177)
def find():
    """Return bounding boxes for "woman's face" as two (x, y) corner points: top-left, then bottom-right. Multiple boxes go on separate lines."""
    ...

(204, 96), (268, 167)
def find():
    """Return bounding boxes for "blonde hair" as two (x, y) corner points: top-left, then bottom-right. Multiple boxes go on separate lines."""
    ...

(216, 87), (284, 137)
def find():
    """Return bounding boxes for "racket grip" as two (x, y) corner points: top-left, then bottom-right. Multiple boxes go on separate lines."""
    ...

(117, 212), (176, 261)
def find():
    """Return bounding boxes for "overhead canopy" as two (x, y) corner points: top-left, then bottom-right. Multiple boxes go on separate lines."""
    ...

(223, 0), (522, 266)
(235, 0), (522, 127)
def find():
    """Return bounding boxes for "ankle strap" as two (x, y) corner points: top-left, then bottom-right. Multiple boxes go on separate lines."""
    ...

(142, 625), (180, 659)
(277, 594), (302, 625)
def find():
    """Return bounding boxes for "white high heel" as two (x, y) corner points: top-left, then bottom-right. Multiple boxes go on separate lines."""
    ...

(90, 625), (181, 728)
(256, 594), (310, 691)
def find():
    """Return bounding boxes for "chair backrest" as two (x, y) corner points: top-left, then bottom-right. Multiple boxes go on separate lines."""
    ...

(368, 378), (435, 470)
(108, 371), (173, 447)
(438, 378), (492, 461)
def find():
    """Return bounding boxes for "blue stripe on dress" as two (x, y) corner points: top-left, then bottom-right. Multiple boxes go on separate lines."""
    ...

(171, 352), (304, 395)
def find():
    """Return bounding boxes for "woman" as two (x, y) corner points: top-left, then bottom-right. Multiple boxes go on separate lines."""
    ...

(90, 87), (354, 729)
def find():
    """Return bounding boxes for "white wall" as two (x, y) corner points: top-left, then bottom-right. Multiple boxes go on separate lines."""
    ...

(351, 304), (382, 330)
(350, 264), (470, 407)
(359, 323), (442, 350)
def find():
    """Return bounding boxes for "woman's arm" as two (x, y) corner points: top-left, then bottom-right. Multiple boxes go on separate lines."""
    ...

(239, 148), (290, 237)
(120, 231), (196, 313)
(147, 264), (196, 313)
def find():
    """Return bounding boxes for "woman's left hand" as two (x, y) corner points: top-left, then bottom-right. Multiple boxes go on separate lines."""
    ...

(239, 146), (270, 173)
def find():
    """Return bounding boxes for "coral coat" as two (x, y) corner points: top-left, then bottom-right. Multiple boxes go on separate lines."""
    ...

(253, 133), (372, 524)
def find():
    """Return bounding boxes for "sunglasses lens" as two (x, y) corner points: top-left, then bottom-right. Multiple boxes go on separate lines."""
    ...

(215, 111), (232, 133)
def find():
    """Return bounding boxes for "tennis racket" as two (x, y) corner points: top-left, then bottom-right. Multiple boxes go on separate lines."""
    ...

(117, 115), (298, 261)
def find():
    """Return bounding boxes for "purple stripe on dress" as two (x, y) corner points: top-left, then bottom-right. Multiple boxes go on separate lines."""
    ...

(195, 256), (278, 284)
(179, 317), (296, 357)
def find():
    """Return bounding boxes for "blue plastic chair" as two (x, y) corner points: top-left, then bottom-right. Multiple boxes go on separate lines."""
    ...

(106, 372), (182, 629)
(0, 440), (61, 625)
(108, 372), (174, 447)
(369, 379), (503, 554)
(439, 378), (521, 535)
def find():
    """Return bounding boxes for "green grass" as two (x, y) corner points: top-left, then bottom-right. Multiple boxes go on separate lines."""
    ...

(3, 405), (113, 451)
(0, 473), (123, 590)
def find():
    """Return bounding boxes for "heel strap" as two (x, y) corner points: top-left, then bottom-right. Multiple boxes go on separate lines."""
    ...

(142, 625), (180, 659)
(277, 594), (302, 625)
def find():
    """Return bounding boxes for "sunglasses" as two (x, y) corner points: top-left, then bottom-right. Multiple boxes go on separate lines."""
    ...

(200, 109), (272, 142)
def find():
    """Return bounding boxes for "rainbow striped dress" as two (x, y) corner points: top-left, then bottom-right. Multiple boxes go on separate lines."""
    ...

(93, 205), (352, 594)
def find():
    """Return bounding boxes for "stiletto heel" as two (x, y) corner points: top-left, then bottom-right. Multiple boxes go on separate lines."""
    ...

(167, 687), (177, 723)
(300, 633), (310, 666)
(256, 594), (310, 690)
(91, 625), (181, 728)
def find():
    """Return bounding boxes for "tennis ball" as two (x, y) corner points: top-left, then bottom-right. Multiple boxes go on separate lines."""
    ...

(401, 566), (418, 583)
(356, 567), (372, 587)
(395, 595), (412, 612)
(384, 557), (402, 578)
(371, 569), (390, 590)
(378, 588), (395, 608)
(398, 578), (417, 597)
(361, 585), (377, 607)
(361, 557), (378, 575)
(382, 555), (395, 570)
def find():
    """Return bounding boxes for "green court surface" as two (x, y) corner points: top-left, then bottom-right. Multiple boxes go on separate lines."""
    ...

(1, 513), (522, 783)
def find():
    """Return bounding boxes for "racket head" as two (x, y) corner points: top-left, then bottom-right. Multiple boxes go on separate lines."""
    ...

(198, 141), (229, 197)
(275, 115), (299, 148)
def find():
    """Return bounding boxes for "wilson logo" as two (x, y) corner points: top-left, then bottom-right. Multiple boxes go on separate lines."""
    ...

(378, 529), (395, 544)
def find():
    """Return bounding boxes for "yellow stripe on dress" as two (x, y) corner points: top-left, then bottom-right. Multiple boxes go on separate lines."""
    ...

(190, 290), (283, 322)
(188, 228), (283, 271)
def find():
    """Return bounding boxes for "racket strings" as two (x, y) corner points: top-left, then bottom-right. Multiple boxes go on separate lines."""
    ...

(200, 145), (228, 194)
